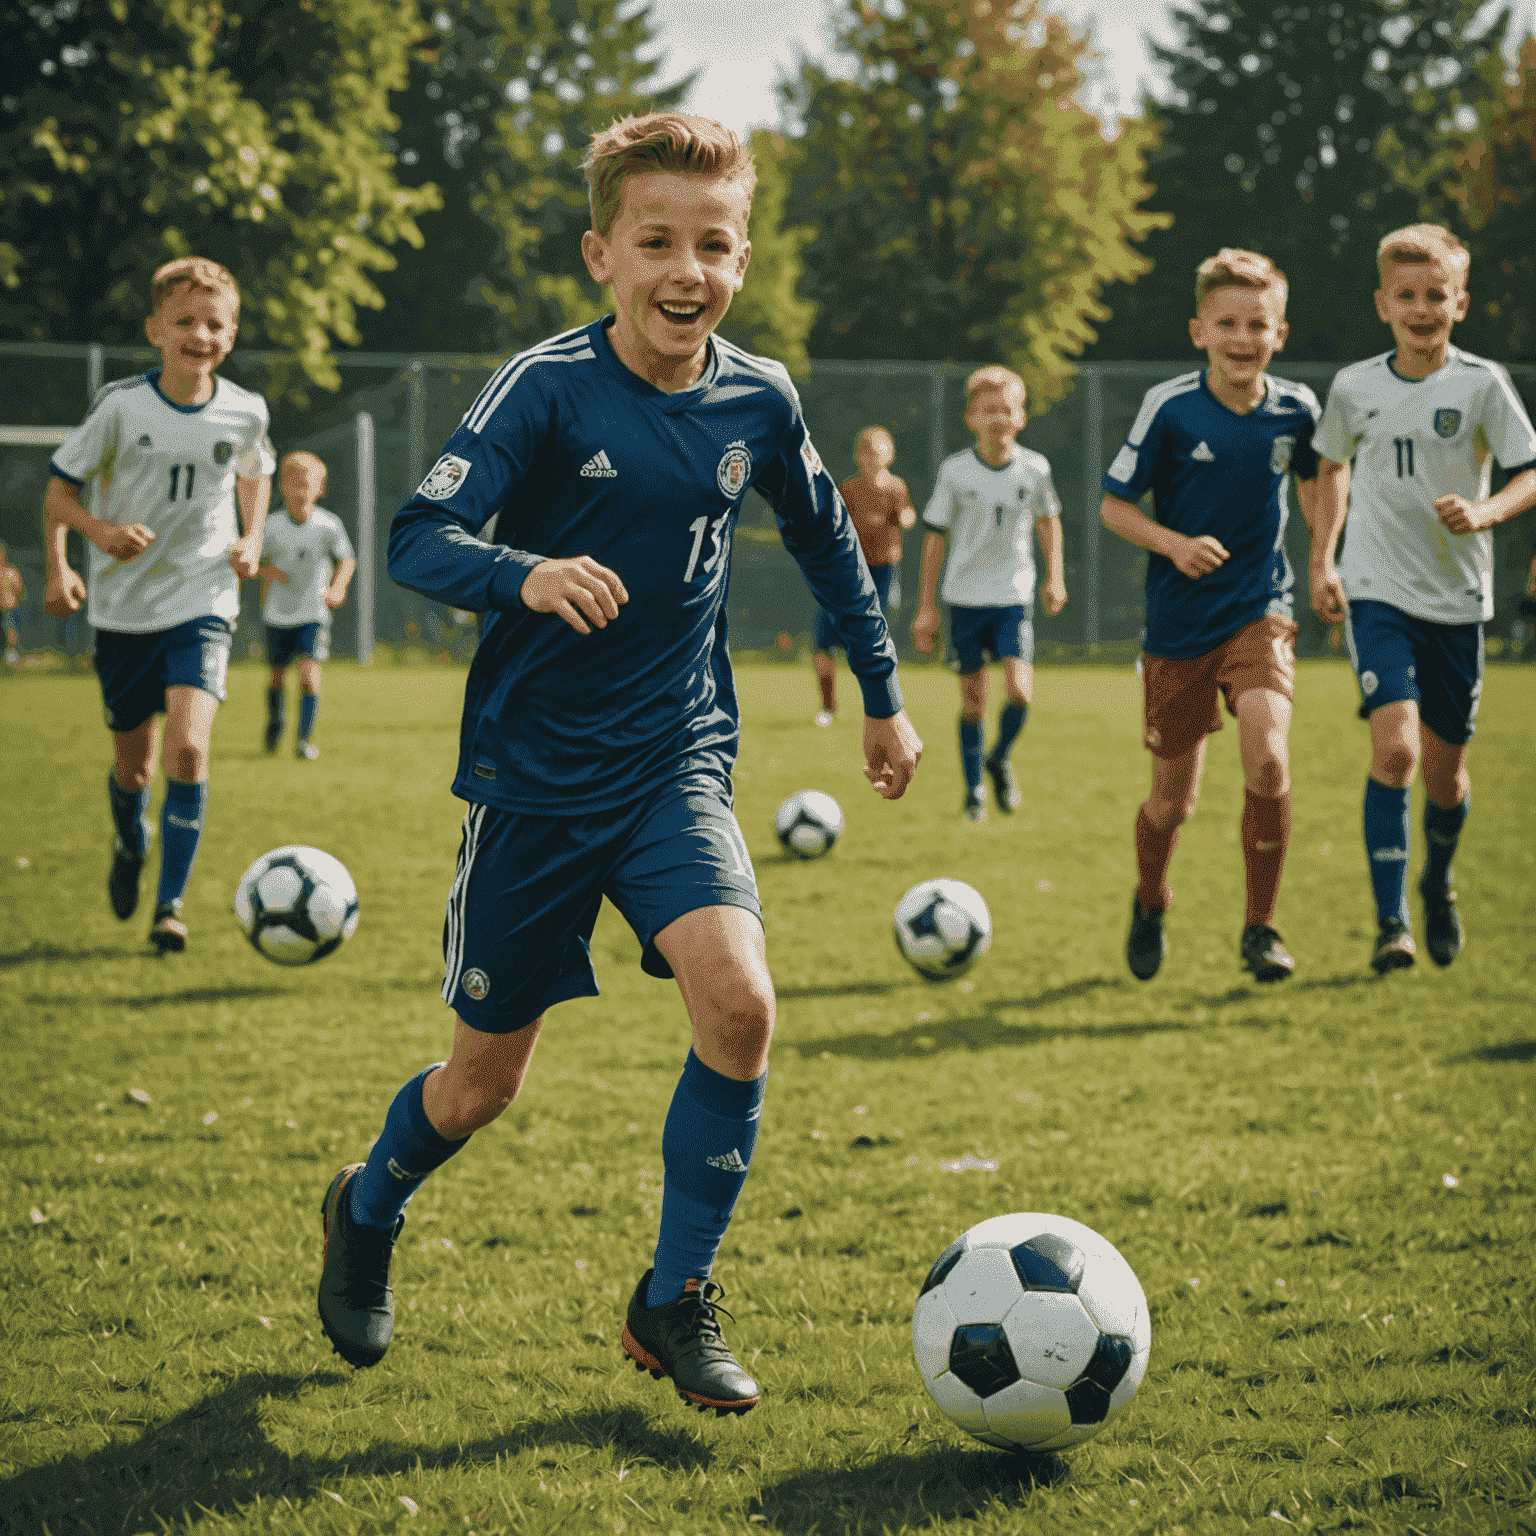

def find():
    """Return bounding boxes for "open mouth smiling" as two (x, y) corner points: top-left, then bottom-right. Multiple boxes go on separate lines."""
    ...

(658, 300), (706, 324)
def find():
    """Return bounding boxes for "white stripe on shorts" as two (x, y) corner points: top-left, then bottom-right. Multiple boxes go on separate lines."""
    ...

(441, 802), (486, 1005)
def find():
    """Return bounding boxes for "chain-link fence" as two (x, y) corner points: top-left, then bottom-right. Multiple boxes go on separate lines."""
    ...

(4, 341), (1534, 665)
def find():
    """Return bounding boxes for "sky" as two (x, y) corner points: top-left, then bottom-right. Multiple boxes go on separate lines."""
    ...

(642, 0), (1536, 135)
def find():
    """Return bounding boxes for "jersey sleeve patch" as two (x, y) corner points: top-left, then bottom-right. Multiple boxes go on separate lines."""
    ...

(1107, 445), (1139, 483)
(419, 454), (473, 501)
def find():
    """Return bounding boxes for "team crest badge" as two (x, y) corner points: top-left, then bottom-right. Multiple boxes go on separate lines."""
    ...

(462, 967), (490, 1001)
(137, 434), (152, 449)
(1270, 434), (1295, 474)
(1434, 408), (1461, 439)
(419, 453), (472, 500)
(213, 440), (234, 464)
(717, 441), (752, 499)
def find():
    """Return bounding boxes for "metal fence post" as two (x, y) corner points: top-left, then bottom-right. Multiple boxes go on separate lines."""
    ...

(927, 364), (946, 500)
(407, 359), (426, 492)
(355, 411), (375, 665)
(87, 343), (104, 401)
(1081, 364), (1104, 649)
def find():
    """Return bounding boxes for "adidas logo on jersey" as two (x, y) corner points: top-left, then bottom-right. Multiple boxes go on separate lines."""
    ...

(706, 1148), (749, 1173)
(1191, 441), (1216, 462)
(580, 449), (618, 478)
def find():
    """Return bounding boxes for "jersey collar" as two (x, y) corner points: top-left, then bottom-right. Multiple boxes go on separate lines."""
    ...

(148, 368), (218, 415)
(593, 317), (719, 407)
(1386, 346), (1457, 384)
(1199, 368), (1276, 418)
(969, 444), (1018, 472)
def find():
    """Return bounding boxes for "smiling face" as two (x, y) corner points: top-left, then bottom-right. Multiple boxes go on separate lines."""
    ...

(965, 383), (1027, 459)
(1375, 255), (1470, 375)
(144, 284), (239, 389)
(1189, 285), (1288, 397)
(581, 171), (752, 390)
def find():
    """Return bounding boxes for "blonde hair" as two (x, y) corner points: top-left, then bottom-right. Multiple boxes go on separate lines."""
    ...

(965, 365), (1026, 404)
(281, 450), (327, 493)
(584, 112), (756, 236)
(1195, 248), (1288, 314)
(1376, 223), (1470, 282)
(150, 256), (239, 315)
(855, 425), (895, 456)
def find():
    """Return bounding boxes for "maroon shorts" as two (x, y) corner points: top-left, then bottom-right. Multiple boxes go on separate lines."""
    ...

(1141, 615), (1297, 759)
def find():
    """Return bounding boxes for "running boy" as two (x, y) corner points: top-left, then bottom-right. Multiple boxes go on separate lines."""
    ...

(812, 425), (914, 725)
(1309, 224), (1536, 974)
(315, 113), (922, 1414)
(258, 450), (355, 759)
(911, 366), (1066, 819)
(43, 257), (274, 952)
(1101, 249), (1320, 984)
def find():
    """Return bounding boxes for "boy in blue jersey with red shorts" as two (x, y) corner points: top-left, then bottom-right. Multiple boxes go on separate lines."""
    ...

(315, 113), (923, 1414)
(1101, 249), (1320, 983)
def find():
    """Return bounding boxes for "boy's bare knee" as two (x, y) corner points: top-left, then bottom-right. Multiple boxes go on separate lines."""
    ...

(115, 765), (154, 793)
(165, 746), (208, 783)
(1374, 742), (1417, 785)
(1248, 754), (1289, 799)
(697, 979), (775, 1079)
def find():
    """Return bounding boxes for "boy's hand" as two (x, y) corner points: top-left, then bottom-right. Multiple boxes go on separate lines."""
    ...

(98, 523), (155, 561)
(521, 555), (628, 634)
(910, 604), (941, 653)
(863, 710), (923, 800)
(229, 534), (261, 580)
(1040, 576), (1067, 615)
(1435, 494), (1487, 534)
(323, 584), (347, 610)
(45, 567), (87, 617)
(1173, 534), (1229, 580)
(1309, 562), (1347, 624)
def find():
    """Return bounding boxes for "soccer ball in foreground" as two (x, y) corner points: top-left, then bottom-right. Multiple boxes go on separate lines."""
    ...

(234, 845), (359, 965)
(913, 1212), (1151, 1452)
(775, 790), (844, 859)
(894, 878), (991, 980)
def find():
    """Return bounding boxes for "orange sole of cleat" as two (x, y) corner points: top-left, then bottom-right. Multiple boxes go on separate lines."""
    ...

(620, 1329), (759, 1415)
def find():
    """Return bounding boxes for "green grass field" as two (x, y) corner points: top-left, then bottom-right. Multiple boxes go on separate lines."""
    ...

(2, 659), (1533, 1536)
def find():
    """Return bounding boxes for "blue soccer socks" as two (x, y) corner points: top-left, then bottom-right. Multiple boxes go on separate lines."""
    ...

(958, 716), (985, 795)
(155, 779), (207, 908)
(1364, 778), (1412, 927)
(108, 771), (151, 858)
(1422, 794), (1468, 894)
(648, 1052), (767, 1309)
(298, 691), (319, 743)
(350, 1065), (469, 1230)
(990, 701), (1028, 763)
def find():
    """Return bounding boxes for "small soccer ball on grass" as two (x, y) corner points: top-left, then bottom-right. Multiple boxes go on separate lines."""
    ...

(234, 845), (359, 965)
(913, 1212), (1151, 1453)
(894, 878), (991, 981)
(775, 790), (844, 859)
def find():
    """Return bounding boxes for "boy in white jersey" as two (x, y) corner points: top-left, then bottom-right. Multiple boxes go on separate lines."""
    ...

(259, 451), (355, 759)
(911, 366), (1066, 819)
(43, 257), (275, 952)
(1310, 224), (1536, 974)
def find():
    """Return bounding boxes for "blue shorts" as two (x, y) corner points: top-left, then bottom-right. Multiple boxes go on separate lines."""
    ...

(93, 616), (234, 734)
(815, 562), (898, 653)
(947, 603), (1034, 675)
(267, 622), (330, 667)
(440, 770), (763, 1033)
(1344, 599), (1483, 746)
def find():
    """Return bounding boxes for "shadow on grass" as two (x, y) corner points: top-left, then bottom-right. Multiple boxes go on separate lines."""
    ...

(777, 979), (918, 1002)
(0, 1371), (712, 1532)
(0, 945), (142, 971)
(24, 984), (292, 1010)
(752, 1445), (1068, 1534)
(1448, 1037), (1536, 1065)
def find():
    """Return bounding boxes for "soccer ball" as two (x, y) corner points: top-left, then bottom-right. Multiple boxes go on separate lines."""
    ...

(775, 790), (844, 859)
(234, 845), (359, 965)
(912, 1212), (1151, 1453)
(894, 878), (991, 981)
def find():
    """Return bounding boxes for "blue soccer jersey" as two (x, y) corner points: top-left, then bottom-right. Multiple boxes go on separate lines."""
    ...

(1103, 371), (1321, 659)
(388, 319), (902, 813)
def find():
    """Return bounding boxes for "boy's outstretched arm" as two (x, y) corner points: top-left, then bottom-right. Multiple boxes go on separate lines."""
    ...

(1100, 493), (1229, 579)
(1305, 460), (1350, 624)
(910, 530), (946, 651)
(1036, 514), (1067, 615)
(1435, 467), (1536, 534)
(231, 474), (271, 579)
(324, 556), (356, 610)
(42, 494), (87, 616)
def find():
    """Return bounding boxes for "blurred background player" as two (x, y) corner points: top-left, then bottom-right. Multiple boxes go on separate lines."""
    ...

(911, 365), (1066, 820)
(258, 450), (355, 760)
(812, 425), (914, 725)
(42, 256), (274, 952)
(1101, 249), (1320, 984)
(1309, 224), (1536, 974)
(1, 541), (23, 668)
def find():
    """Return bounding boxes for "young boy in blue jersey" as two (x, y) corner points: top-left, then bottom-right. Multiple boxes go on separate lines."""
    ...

(315, 113), (923, 1414)
(1101, 249), (1320, 984)
(42, 256), (274, 953)
(1309, 224), (1536, 974)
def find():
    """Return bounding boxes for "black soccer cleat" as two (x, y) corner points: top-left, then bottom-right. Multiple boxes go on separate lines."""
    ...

(621, 1270), (760, 1416)
(962, 789), (988, 823)
(109, 837), (146, 921)
(1240, 924), (1295, 983)
(263, 720), (282, 753)
(1419, 882), (1463, 968)
(1370, 917), (1416, 975)
(149, 901), (187, 954)
(317, 1164), (401, 1369)
(1126, 895), (1166, 982)
(983, 755), (1022, 814)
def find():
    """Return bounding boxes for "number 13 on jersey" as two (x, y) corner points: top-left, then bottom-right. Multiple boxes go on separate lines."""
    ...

(683, 512), (729, 583)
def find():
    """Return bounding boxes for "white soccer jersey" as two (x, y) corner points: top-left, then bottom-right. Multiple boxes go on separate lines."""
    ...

(923, 445), (1061, 607)
(1315, 348), (1536, 624)
(51, 371), (275, 633)
(261, 506), (355, 626)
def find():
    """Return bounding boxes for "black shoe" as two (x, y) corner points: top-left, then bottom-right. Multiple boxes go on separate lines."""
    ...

(622, 1270), (760, 1415)
(1370, 918), (1416, 975)
(983, 755), (1021, 814)
(109, 837), (145, 921)
(1419, 882), (1463, 968)
(317, 1164), (401, 1368)
(149, 901), (187, 954)
(1240, 924), (1295, 983)
(963, 790), (987, 823)
(1126, 896), (1165, 981)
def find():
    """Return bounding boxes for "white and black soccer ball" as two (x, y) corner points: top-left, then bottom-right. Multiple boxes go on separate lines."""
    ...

(913, 1212), (1151, 1453)
(775, 790), (845, 859)
(233, 845), (359, 966)
(894, 878), (991, 981)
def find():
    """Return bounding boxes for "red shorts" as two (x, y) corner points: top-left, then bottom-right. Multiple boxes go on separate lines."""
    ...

(1140, 616), (1297, 759)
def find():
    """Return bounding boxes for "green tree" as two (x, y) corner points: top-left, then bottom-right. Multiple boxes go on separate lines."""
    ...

(2, 0), (440, 390)
(781, 0), (1166, 406)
